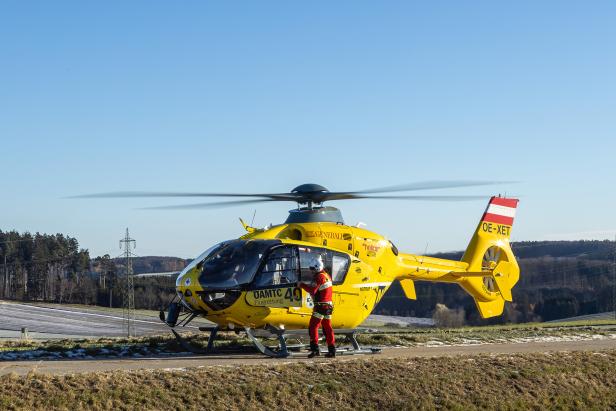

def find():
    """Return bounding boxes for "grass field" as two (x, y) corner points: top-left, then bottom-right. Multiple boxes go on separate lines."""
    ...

(0, 350), (614, 410)
(0, 309), (614, 409)
(358, 321), (616, 347)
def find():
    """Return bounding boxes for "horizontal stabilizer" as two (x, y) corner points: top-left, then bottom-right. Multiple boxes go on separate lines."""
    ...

(474, 299), (505, 318)
(399, 279), (417, 300)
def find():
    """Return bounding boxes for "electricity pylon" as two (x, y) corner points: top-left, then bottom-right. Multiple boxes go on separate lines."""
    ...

(120, 228), (136, 337)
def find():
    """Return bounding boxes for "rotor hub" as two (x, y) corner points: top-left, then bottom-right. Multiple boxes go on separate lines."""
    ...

(290, 183), (330, 205)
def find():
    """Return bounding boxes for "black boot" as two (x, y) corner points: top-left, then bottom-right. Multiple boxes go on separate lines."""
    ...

(308, 342), (320, 358)
(325, 345), (336, 358)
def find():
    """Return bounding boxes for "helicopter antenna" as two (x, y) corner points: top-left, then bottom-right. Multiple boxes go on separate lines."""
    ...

(421, 242), (429, 264)
(250, 209), (257, 226)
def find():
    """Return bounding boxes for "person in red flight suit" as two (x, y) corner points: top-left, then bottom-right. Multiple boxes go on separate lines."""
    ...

(299, 255), (336, 358)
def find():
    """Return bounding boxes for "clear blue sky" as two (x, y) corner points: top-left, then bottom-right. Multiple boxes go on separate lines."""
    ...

(1, 1), (614, 258)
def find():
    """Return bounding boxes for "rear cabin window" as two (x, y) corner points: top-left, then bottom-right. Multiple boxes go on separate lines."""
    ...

(298, 246), (350, 285)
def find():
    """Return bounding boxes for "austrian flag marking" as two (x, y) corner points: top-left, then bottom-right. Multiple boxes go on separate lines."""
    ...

(482, 197), (519, 226)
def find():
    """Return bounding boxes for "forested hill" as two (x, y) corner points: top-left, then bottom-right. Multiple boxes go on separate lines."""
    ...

(112, 256), (190, 275)
(431, 240), (616, 261)
(376, 240), (616, 324)
(513, 240), (615, 260)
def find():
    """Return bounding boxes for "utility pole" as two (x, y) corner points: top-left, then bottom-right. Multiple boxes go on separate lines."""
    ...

(613, 235), (615, 321)
(3, 252), (6, 299)
(120, 228), (136, 338)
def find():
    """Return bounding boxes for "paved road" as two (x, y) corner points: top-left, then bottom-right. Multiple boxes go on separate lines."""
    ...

(0, 301), (212, 339)
(1, 337), (614, 376)
(0, 301), (430, 339)
(0, 301), (171, 338)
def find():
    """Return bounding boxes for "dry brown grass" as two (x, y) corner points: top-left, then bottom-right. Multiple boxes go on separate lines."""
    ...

(0, 350), (614, 410)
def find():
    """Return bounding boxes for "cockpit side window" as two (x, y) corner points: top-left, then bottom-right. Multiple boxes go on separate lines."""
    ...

(198, 240), (276, 289)
(252, 246), (299, 288)
(177, 242), (225, 287)
(298, 246), (350, 285)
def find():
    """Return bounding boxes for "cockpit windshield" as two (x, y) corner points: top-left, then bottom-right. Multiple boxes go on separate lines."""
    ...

(198, 239), (279, 289)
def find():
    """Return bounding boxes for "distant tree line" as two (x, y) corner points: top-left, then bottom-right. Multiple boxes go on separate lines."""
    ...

(0, 230), (182, 309)
(0, 230), (91, 303)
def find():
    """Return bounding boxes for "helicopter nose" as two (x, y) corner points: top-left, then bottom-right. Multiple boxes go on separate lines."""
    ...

(176, 272), (200, 308)
(178, 286), (201, 311)
(176, 271), (190, 288)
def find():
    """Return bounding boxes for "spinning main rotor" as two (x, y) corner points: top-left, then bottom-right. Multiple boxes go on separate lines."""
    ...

(72, 180), (513, 224)
(73, 180), (511, 208)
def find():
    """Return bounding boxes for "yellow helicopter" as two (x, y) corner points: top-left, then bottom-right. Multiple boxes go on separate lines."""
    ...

(80, 181), (520, 357)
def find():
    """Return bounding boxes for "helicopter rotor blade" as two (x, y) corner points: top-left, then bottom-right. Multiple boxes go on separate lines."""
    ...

(330, 180), (516, 196)
(141, 195), (492, 210)
(326, 194), (492, 202)
(68, 180), (514, 200)
(139, 198), (279, 210)
(69, 180), (518, 208)
(68, 191), (297, 200)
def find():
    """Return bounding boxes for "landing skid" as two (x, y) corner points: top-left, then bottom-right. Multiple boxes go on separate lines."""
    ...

(247, 326), (382, 358)
(171, 325), (381, 358)
(171, 326), (219, 354)
(245, 326), (289, 357)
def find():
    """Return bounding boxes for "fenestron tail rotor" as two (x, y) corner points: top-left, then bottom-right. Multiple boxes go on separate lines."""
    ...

(69, 180), (516, 210)
(482, 246), (504, 293)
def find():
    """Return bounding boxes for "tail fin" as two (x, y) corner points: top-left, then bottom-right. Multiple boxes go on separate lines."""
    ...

(459, 197), (520, 318)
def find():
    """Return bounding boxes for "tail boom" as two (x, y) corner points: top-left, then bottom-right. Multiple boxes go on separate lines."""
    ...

(393, 196), (520, 319)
